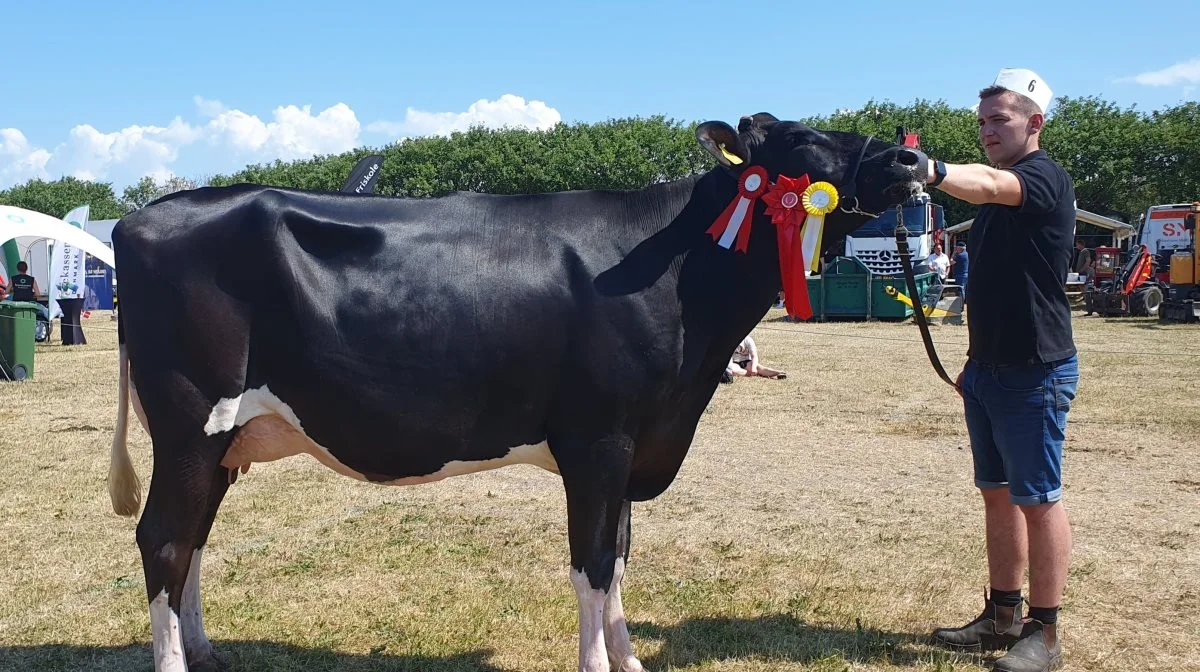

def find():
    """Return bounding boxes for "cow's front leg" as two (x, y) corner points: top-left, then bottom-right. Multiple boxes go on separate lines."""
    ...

(604, 500), (643, 672)
(557, 433), (640, 672)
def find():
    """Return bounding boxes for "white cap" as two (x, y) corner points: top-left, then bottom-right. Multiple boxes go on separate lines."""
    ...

(992, 68), (1053, 114)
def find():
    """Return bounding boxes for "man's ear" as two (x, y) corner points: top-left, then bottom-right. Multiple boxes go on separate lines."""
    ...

(697, 121), (750, 168)
(1029, 112), (1046, 133)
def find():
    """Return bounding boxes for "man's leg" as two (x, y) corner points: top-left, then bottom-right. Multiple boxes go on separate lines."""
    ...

(752, 364), (785, 379)
(932, 361), (1025, 650)
(990, 356), (1078, 672)
(982, 486), (1027, 592)
(1021, 500), (1071, 609)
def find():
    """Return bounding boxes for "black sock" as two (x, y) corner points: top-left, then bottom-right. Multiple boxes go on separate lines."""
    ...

(990, 588), (1023, 608)
(1028, 606), (1059, 625)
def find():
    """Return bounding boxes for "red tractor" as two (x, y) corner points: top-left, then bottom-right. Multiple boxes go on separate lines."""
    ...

(1084, 243), (1164, 317)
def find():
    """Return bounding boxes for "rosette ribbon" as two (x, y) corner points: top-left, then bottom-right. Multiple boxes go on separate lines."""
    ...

(706, 166), (769, 253)
(762, 174), (816, 320)
(707, 168), (841, 321)
(800, 181), (839, 274)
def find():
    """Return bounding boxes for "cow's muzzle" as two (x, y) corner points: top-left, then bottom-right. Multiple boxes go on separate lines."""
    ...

(896, 147), (929, 183)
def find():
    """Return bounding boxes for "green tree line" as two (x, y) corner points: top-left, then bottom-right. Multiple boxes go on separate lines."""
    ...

(3, 97), (1196, 232)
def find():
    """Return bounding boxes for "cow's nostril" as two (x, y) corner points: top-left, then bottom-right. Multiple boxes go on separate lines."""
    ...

(897, 149), (920, 167)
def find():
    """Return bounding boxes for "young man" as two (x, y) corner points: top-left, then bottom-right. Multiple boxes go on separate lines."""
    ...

(922, 68), (1078, 672)
(9, 261), (40, 302)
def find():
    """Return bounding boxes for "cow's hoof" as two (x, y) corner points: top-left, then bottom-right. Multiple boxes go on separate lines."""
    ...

(187, 652), (229, 672)
(615, 655), (644, 672)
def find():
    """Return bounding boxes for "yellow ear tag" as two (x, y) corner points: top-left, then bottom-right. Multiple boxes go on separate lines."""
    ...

(719, 145), (744, 165)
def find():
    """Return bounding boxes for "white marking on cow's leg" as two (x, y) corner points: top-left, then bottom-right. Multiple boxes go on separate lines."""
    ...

(571, 568), (610, 672)
(603, 558), (643, 672)
(181, 548), (212, 666)
(150, 589), (190, 672)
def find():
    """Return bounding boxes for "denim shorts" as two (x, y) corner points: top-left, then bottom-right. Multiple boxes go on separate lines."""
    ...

(961, 355), (1079, 505)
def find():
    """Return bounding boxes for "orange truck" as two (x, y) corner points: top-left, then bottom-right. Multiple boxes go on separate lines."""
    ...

(1159, 202), (1199, 323)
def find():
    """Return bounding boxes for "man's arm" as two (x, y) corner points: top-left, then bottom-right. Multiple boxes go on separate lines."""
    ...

(929, 161), (1024, 206)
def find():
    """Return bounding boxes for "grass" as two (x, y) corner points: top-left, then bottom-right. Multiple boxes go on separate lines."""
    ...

(1, 309), (1197, 671)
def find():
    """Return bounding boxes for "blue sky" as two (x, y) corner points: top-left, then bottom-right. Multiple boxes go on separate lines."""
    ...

(2, 0), (1197, 191)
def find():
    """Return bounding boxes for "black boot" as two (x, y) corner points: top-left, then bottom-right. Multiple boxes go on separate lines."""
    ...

(931, 590), (1024, 651)
(993, 619), (1062, 672)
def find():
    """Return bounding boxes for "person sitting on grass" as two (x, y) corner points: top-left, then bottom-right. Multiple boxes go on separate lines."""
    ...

(723, 335), (786, 382)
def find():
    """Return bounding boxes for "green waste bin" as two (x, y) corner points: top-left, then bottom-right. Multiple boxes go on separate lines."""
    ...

(821, 256), (872, 318)
(872, 271), (938, 320)
(0, 301), (39, 381)
(805, 275), (823, 319)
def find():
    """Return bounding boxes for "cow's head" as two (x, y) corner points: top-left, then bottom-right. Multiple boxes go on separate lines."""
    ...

(696, 113), (928, 222)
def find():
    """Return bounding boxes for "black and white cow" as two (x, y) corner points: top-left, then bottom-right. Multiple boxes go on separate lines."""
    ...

(107, 113), (928, 671)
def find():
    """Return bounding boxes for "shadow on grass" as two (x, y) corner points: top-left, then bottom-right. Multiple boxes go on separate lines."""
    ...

(0, 642), (505, 672)
(1, 616), (980, 671)
(631, 613), (973, 669)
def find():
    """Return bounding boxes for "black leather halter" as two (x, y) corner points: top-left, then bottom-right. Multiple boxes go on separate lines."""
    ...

(837, 135), (875, 213)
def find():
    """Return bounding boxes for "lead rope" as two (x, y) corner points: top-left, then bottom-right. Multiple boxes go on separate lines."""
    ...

(893, 205), (961, 392)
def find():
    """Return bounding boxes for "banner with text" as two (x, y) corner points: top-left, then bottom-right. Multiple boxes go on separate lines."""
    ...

(49, 205), (90, 319)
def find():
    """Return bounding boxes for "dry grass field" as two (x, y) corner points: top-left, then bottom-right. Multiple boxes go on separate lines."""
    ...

(1, 309), (1197, 671)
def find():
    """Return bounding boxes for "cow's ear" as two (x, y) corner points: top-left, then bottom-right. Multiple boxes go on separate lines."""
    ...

(738, 112), (779, 134)
(696, 121), (750, 168)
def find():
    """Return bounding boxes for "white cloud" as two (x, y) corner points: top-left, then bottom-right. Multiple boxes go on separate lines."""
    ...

(0, 99), (363, 191)
(367, 94), (561, 138)
(1117, 57), (1200, 86)
(54, 118), (202, 186)
(205, 102), (360, 161)
(1, 93), (562, 192)
(193, 95), (226, 118)
(1, 129), (52, 187)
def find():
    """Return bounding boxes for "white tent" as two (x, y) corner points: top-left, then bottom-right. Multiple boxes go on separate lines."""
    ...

(1, 205), (116, 272)
(947, 208), (1135, 245)
(6, 218), (119, 293)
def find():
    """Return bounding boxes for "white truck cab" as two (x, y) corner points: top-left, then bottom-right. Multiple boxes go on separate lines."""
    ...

(843, 193), (946, 276)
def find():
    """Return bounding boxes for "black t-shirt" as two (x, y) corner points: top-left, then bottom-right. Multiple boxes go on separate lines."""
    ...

(11, 274), (36, 301)
(966, 150), (1077, 366)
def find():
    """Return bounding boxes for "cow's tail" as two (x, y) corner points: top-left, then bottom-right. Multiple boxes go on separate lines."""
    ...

(109, 320), (142, 517)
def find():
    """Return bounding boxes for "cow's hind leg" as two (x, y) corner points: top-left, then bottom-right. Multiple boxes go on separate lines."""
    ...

(557, 433), (643, 672)
(180, 468), (233, 671)
(603, 501), (643, 672)
(138, 433), (232, 672)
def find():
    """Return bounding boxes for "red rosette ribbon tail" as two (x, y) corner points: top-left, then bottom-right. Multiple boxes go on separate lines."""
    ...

(763, 173), (814, 320)
(706, 166), (769, 253)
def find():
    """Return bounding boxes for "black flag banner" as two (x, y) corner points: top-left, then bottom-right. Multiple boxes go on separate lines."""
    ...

(340, 154), (385, 194)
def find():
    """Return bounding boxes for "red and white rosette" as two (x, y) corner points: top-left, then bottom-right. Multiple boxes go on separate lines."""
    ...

(706, 166), (769, 253)
(763, 174), (815, 320)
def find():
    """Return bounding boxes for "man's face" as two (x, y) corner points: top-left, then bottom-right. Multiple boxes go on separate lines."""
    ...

(977, 92), (1041, 168)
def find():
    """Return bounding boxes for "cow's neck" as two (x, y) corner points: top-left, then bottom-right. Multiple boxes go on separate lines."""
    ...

(674, 168), (869, 383)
